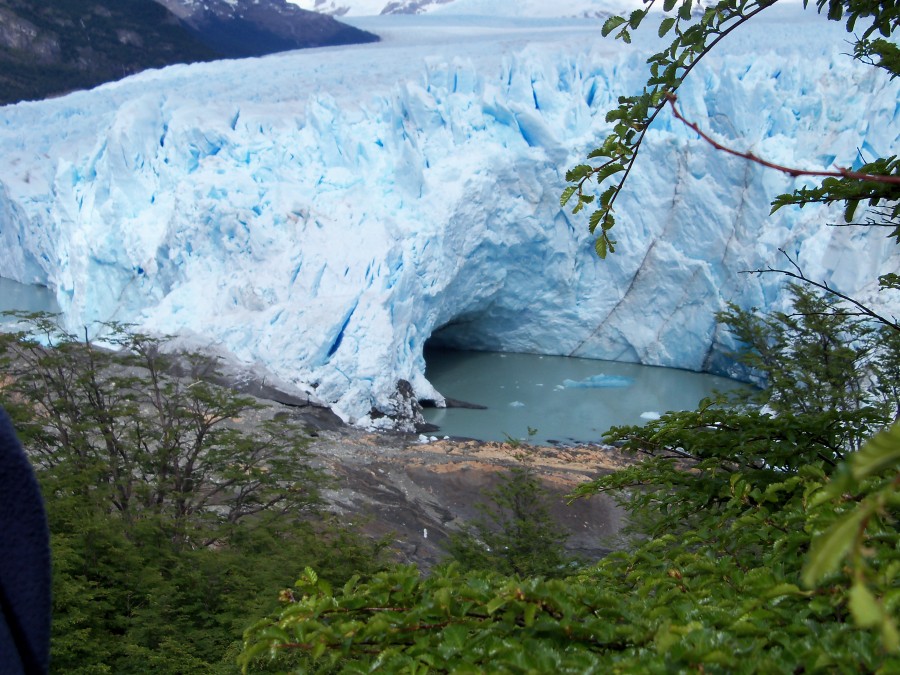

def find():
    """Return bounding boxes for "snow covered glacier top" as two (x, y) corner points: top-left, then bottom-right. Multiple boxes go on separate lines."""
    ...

(287, 0), (643, 18)
(288, 0), (804, 18)
(1, 4), (898, 427)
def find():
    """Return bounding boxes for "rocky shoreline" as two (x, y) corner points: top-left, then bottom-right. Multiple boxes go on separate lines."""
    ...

(312, 429), (630, 570)
(231, 375), (631, 571)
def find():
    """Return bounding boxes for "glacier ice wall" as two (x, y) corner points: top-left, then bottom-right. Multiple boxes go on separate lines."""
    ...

(0, 8), (898, 426)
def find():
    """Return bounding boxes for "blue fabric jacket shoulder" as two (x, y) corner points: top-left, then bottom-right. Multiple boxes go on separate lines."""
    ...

(0, 407), (50, 674)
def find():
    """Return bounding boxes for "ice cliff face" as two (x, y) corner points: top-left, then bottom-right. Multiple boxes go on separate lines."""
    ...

(0, 6), (898, 427)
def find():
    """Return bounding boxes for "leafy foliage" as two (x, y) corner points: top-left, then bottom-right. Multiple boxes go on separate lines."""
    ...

(444, 447), (577, 578)
(720, 284), (900, 450)
(770, 156), (900, 239)
(0, 313), (386, 672)
(0, 313), (321, 549)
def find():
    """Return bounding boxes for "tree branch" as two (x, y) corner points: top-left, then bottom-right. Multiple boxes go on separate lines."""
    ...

(666, 93), (900, 185)
(742, 248), (900, 332)
(573, 0), (778, 254)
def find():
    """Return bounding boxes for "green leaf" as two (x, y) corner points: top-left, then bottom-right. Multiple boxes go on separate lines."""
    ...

(764, 583), (806, 599)
(300, 566), (317, 586)
(599, 185), (618, 207)
(663, 0), (677, 11)
(440, 623), (468, 652)
(852, 422), (900, 480)
(844, 198), (860, 222)
(883, 617), (900, 652)
(255, 625), (292, 643)
(601, 15), (627, 37)
(595, 236), (608, 259)
(803, 504), (871, 587)
(565, 164), (593, 182)
(435, 586), (452, 611)
(628, 9), (645, 30)
(343, 575), (360, 595)
(849, 582), (881, 628)
(658, 17), (677, 37)
(486, 596), (508, 615)
(560, 185), (577, 207)
(594, 162), (625, 184)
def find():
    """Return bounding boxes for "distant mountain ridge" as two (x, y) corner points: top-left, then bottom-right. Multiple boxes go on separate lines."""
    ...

(155, 0), (377, 56)
(0, 0), (377, 106)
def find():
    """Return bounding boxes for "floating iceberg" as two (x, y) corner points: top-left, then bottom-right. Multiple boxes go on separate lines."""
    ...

(562, 375), (634, 389)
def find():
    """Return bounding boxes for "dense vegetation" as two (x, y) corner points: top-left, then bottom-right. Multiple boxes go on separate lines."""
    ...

(0, 315), (387, 672)
(240, 0), (900, 672)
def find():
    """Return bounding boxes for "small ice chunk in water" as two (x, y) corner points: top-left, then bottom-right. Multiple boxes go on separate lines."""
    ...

(562, 375), (634, 389)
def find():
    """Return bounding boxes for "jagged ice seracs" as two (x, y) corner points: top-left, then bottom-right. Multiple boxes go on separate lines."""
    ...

(0, 6), (898, 428)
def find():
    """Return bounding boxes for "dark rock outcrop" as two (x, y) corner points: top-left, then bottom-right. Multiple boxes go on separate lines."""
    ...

(0, 0), (378, 106)
(368, 379), (427, 433)
(157, 0), (377, 57)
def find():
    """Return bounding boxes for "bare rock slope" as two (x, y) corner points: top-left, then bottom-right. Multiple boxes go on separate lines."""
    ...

(0, 0), (376, 105)
(313, 430), (629, 570)
(235, 379), (628, 570)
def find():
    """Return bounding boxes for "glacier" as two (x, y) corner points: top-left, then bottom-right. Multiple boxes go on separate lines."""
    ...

(1, 5), (898, 428)
(287, 0), (646, 18)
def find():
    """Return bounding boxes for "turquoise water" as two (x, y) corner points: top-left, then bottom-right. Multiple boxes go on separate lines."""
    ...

(0, 277), (59, 325)
(0, 278), (743, 444)
(422, 349), (744, 445)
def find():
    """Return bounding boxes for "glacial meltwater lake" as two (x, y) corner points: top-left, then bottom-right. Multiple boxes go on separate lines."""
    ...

(0, 277), (59, 323)
(0, 277), (743, 445)
(422, 348), (744, 445)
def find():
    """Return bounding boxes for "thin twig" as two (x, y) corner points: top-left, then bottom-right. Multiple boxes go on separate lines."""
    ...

(742, 249), (900, 332)
(827, 222), (894, 228)
(578, 2), (777, 215)
(666, 93), (900, 185)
